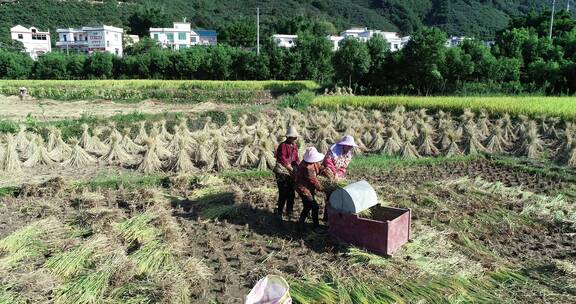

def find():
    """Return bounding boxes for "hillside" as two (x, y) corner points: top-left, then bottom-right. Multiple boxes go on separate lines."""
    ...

(0, 0), (559, 43)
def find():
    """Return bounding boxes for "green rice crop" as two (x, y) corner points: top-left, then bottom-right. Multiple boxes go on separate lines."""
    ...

(313, 96), (576, 120)
(0, 80), (319, 102)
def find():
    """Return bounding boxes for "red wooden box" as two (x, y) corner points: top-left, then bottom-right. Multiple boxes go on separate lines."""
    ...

(328, 205), (411, 256)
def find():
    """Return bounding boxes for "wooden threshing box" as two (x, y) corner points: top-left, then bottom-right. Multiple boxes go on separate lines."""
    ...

(328, 181), (411, 256)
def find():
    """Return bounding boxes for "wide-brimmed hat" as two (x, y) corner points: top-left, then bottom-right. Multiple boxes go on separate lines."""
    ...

(337, 135), (359, 147)
(286, 126), (299, 138)
(303, 147), (325, 163)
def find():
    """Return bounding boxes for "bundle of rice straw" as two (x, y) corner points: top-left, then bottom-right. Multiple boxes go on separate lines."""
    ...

(159, 120), (173, 142)
(79, 124), (91, 149)
(234, 137), (258, 168)
(120, 127), (144, 154)
(517, 129), (544, 159)
(417, 124), (439, 156)
(100, 134), (133, 166)
(49, 129), (73, 162)
(62, 138), (96, 167)
(462, 124), (487, 155)
(484, 125), (509, 154)
(103, 123), (123, 145)
(256, 144), (275, 171)
(47, 126), (59, 151)
(138, 139), (163, 173)
(399, 134), (420, 160)
(443, 131), (462, 157)
(192, 132), (213, 170)
(134, 121), (148, 145)
(85, 128), (109, 156)
(1, 134), (22, 172)
(168, 144), (197, 174)
(368, 129), (385, 152)
(213, 137), (231, 172)
(15, 124), (30, 152)
(381, 127), (402, 155)
(24, 136), (57, 167)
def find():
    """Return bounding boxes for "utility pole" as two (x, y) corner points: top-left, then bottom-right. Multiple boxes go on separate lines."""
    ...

(568, 0), (571, 12)
(549, 0), (556, 40)
(257, 7), (260, 55)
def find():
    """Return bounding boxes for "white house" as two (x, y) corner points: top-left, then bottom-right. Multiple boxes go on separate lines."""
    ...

(328, 35), (345, 51)
(328, 28), (410, 52)
(272, 34), (297, 48)
(149, 22), (218, 50)
(56, 25), (124, 56)
(446, 36), (469, 48)
(10, 25), (51, 60)
(126, 34), (140, 46)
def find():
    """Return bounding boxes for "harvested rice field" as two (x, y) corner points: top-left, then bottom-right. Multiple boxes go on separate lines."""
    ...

(0, 84), (575, 303)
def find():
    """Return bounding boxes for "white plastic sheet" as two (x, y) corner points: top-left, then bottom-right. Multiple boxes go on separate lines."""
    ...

(329, 180), (378, 214)
(245, 275), (292, 304)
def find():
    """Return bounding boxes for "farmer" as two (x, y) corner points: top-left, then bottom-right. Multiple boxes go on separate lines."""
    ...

(321, 135), (359, 221)
(19, 87), (27, 101)
(273, 126), (300, 219)
(295, 147), (325, 229)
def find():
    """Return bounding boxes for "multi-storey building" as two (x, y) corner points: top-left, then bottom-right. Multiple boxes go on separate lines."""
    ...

(10, 25), (51, 60)
(149, 22), (218, 50)
(56, 25), (124, 56)
(272, 34), (298, 48)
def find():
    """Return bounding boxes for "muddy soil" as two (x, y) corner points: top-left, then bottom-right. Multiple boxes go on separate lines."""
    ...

(0, 95), (233, 121)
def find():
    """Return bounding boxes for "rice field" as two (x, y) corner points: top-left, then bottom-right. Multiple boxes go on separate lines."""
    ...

(0, 84), (575, 303)
(0, 80), (319, 102)
(313, 95), (576, 120)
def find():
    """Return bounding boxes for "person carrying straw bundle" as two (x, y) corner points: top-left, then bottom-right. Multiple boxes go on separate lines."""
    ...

(295, 147), (325, 230)
(273, 126), (300, 220)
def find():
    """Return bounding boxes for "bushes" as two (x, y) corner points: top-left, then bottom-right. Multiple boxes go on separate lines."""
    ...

(278, 90), (316, 110)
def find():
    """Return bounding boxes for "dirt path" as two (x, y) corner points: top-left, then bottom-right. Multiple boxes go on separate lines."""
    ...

(0, 95), (232, 121)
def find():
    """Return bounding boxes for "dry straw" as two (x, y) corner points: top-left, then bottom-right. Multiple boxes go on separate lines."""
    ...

(62, 138), (96, 167)
(138, 139), (163, 173)
(1, 134), (22, 172)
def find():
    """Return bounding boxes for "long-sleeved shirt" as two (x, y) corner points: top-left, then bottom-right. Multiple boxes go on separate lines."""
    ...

(323, 147), (352, 179)
(295, 161), (324, 200)
(275, 141), (300, 169)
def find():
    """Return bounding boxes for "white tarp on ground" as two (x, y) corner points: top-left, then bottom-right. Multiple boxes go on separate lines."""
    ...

(329, 180), (378, 214)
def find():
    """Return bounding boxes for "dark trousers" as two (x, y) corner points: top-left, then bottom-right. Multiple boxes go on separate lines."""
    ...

(276, 176), (295, 215)
(298, 194), (319, 227)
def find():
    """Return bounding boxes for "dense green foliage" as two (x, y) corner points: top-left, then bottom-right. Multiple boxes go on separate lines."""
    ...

(0, 0), (560, 44)
(0, 10), (575, 95)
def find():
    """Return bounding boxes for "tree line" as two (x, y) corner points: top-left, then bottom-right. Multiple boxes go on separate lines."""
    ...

(0, 10), (575, 95)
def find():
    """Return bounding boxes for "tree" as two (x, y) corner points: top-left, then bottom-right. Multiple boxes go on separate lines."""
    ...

(365, 33), (389, 93)
(333, 38), (371, 89)
(401, 27), (447, 95)
(0, 49), (32, 79)
(34, 52), (68, 79)
(128, 7), (171, 37)
(87, 52), (114, 79)
(218, 18), (257, 47)
(293, 32), (333, 82)
(441, 47), (474, 93)
(66, 54), (86, 79)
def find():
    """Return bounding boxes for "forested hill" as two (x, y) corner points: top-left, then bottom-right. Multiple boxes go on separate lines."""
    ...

(0, 0), (561, 42)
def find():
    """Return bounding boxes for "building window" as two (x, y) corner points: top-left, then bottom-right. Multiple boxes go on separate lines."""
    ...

(107, 41), (110, 47)
(167, 33), (174, 41)
(63, 34), (67, 42)
(115, 34), (119, 41)
(31, 29), (37, 33)
(179, 44), (187, 49)
(394, 44), (398, 50)
(153, 34), (159, 41)
(178, 32), (186, 40)
(191, 37), (197, 43)
(17, 34), (23, 39)
(115, 48), (119, 55)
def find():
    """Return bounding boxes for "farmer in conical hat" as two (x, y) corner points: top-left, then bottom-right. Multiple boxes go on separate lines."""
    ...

(321, 135), (359, 221)
(273, 126), (301, 219)
(295, 147), (326, 229)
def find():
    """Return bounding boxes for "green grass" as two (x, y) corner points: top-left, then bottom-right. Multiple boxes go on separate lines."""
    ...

(349, 154), (480, 171)
(312, 96), (576, 120)
(0, 80), (319, 102)
(72, 173), (166, 191)
(0, 187), (17, 197)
